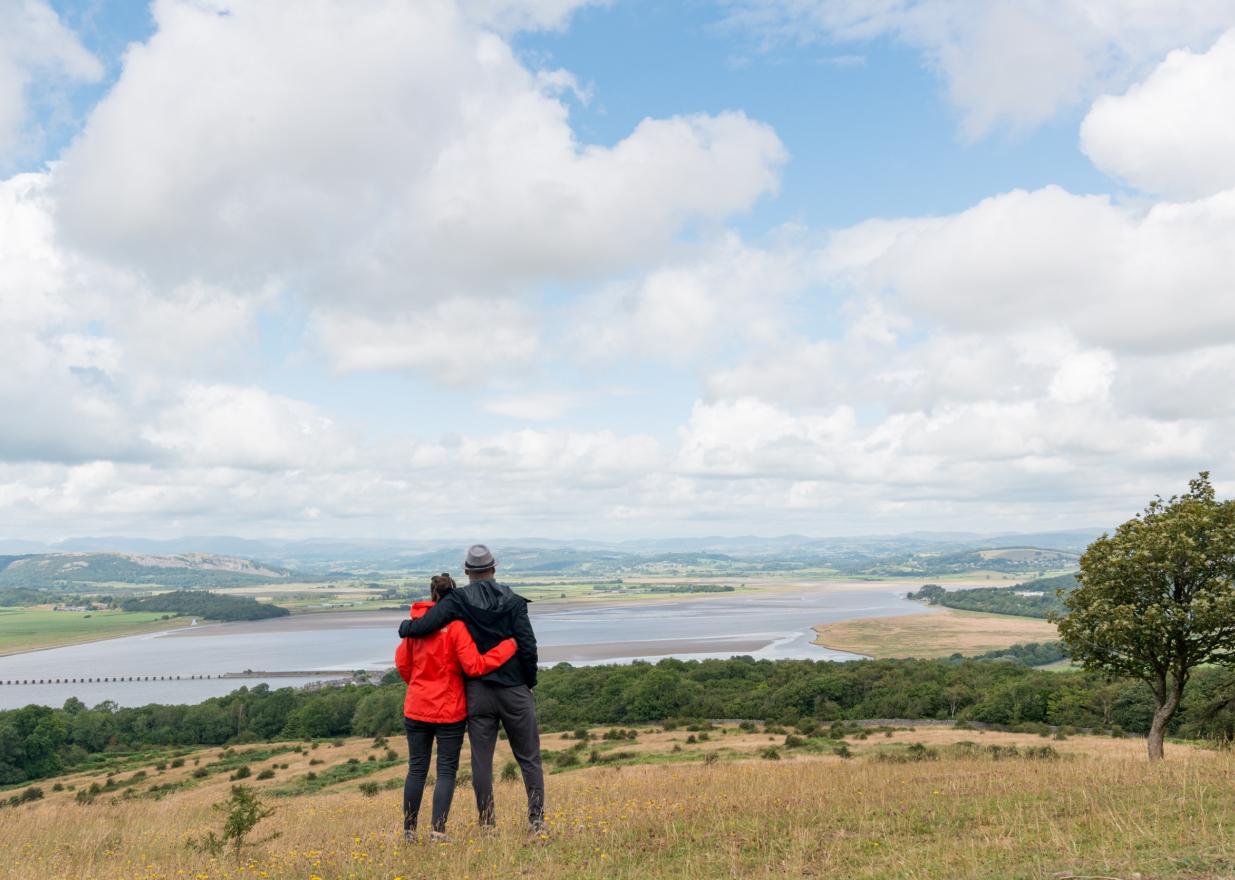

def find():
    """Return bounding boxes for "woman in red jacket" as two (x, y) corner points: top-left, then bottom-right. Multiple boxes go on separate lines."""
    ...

(395, 573), (516, 841)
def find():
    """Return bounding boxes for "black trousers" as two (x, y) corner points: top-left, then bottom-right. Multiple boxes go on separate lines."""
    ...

(464, 680), (545, 826)
(403, 716), (466, 832)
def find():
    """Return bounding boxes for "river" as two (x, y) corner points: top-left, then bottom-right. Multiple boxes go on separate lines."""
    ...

(0, 581), (935, 709)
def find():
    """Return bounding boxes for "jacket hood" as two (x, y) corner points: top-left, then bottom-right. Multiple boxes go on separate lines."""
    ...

(457, 578), (527, 624)
(410, 600), (435, 619)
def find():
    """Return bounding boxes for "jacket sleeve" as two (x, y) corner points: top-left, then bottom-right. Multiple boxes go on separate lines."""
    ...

(398, 594), (458, 639)
(394, 637), (413, 684)
(449, 621), (517, 676)
(510, 599), (538, 689)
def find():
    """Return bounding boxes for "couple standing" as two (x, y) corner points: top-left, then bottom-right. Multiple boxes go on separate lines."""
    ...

(393, 544), (545, 841)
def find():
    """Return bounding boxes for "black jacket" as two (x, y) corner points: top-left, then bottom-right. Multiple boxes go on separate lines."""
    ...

(398, 579), (537, 689)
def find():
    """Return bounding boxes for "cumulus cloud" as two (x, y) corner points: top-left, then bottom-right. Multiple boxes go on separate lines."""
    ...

(0, 173), (141, 463)
(1082, 28), (1235, 199)
(572, 234), (809, 362)
(54, 0), (784, 309)
(688, 31), (1235, 531)
(483, 392), (579, 421)
(0, 426), (668, 538)
(460, 0), (607, 32)
(823, 185), (1235, 354)
(721, 0), (1235, 137)
(312, 298), (542, 383)
(0, 0), (101, 164)
(5, 0), (1235, 540)
(142, 385), (355, 471)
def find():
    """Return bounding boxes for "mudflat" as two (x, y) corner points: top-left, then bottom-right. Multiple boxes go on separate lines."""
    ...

(813, 608), (1058, 659)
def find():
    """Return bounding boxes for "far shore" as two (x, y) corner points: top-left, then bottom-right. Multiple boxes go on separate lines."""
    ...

(0, 617), (194, 660)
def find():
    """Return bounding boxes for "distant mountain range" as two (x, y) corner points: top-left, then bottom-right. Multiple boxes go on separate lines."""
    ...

(0, 552), (297, 590)
(0, 528), (1102, 583)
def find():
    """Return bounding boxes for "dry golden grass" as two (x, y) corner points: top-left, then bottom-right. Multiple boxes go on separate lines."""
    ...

(814, 610), (1059, 658)
(3, 727), (1233, 880)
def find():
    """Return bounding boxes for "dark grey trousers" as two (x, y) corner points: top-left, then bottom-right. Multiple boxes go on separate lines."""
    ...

(403, 717), (466, 832)
(465, 680), (544, 826)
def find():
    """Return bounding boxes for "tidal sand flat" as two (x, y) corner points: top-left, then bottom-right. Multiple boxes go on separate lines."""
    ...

(813, 608), (1059, 659)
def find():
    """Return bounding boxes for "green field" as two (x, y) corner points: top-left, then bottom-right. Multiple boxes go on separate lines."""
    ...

(0, 607), (184, 655)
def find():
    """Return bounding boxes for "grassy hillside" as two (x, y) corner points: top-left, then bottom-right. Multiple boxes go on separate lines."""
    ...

(846, 546), (1079, 578)
(0, 607), (185, 655)
(0, 553), (295, 590)
(1, 726), (1229, 879)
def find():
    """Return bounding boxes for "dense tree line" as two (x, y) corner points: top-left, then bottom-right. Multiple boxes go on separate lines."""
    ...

(120, 591), (290, 621)
(5, 655), (1235, 786)
(964, 641), (1068, 666)
(0, 588), (58, 607)
(906, 581), (1073, 618)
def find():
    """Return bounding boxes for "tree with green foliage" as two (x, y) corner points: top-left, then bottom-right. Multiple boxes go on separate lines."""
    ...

(1057, 473), (1235, 760)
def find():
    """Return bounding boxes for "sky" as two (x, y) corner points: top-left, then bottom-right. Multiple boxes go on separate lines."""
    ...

(2, 0), (1235, 542)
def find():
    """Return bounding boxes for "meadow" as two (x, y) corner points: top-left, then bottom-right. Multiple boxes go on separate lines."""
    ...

(2, 723), (1231, 880)
(0, 607), (183, 656)
(813, 610), (1059, 659)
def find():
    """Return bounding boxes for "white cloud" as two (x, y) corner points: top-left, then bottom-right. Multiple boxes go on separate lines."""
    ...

(573, 234), (809, 362)
(461, 0), (607, 32)
(0, 173), (140, 463)
(5, 0), (1235, 540)
(824, 185), (1235, 354)
(721, 0), (1235, 137)
(0, 0), (101, 164)
(143, 385), (354, 471)
(312, 298), (541, 383)
(54, 0), (784, 313)
(1082, 28), (1235, 199)
(483, 392), (579, 421)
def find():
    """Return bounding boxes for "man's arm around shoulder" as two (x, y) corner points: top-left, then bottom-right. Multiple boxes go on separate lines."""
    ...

(398, 592), (460, 639)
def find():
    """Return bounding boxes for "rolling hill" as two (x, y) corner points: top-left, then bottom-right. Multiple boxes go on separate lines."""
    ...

(0, 553), (298, 591)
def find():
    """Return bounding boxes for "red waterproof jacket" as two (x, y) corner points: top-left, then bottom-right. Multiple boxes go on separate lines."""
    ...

(395, 601), (516, 723)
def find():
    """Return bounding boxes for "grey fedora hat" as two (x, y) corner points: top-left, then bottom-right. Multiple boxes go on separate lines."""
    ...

(464, 544), (496, 571)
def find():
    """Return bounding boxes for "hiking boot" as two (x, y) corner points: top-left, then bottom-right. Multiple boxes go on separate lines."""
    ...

(429, 830), (452, 844)
(402, 828), (419, 844)
(527, 819), (550, 841)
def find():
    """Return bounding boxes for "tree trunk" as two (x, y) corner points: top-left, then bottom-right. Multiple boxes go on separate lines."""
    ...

(1147, 683), (1183, 761)
(1147, 707), (1170, 760)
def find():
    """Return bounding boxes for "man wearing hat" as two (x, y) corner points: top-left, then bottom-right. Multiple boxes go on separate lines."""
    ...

(398, 544), (544, 832)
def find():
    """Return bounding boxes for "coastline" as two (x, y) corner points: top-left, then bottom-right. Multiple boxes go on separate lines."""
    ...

(0, 618), (195, 660)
